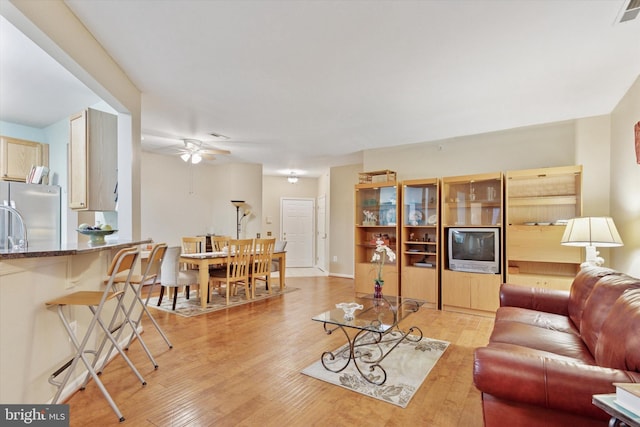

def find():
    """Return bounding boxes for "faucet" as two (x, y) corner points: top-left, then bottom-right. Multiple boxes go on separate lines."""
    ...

(0, 205), (28, 251)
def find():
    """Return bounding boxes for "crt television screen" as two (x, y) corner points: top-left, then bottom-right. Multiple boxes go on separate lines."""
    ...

(451, 230), (496, 261)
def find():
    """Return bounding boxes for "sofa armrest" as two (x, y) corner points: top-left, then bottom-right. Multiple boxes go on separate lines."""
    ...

(473, 346), (640, 419)
(500, 283), (570, 315)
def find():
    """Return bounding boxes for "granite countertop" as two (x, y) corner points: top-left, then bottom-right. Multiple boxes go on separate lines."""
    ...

(0, 238), (152, 259)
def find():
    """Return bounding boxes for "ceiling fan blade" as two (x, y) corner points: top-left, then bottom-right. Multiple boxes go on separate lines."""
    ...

(199, 148), (231, 155)
(200, 153), (216, 161)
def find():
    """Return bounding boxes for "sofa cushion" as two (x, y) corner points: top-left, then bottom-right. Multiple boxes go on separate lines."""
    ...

(495, 306), (579, 335)
(595, 288), (640, 370)
(567, 266), (618, 329)
(580, 274), (640, 357)
(488, 320), (595, 363)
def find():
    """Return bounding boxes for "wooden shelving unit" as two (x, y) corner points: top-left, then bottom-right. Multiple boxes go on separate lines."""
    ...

(440, 172), (503, 316)
(400, 178), (439, 308)
(354, 181), (399, 296)
(505, 165), (583, 290)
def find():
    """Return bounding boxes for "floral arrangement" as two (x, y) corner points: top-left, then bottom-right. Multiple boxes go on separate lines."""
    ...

(371, 238), (396, 285)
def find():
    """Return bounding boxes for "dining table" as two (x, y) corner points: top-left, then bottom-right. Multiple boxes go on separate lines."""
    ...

(179, 250), (287, 309)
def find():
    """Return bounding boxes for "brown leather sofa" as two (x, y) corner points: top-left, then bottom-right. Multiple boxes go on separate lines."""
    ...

(473, 266), (640, 427)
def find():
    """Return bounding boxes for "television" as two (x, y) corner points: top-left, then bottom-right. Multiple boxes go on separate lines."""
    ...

(447, 227), (500, 274)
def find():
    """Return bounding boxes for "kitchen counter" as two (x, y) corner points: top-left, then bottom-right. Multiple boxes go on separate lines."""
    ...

(0, 238), (152, 259)
(0, 237), (153, 404)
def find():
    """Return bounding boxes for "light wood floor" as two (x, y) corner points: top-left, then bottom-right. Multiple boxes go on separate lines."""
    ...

(65, 276), (494, 426)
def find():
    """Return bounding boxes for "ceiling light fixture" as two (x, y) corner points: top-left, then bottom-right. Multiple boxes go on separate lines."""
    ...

(287, 173), (299, 184)
(180, 152), (202, 164)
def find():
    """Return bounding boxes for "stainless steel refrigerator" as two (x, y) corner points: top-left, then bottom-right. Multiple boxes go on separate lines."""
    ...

(0, 181), (61, 251)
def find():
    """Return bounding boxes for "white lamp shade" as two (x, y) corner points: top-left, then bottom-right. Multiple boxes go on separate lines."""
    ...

(561, 217), (624, 247)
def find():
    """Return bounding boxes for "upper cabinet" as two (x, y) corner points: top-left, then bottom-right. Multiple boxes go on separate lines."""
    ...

(505, 165), (583, 289)
(441, 172), (503, 227)
(0, 136), (49, 182)
(69, 108), (118, 211)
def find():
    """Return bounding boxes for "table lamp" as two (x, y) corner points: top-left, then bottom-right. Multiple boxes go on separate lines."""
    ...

(561, 217), (624, 267)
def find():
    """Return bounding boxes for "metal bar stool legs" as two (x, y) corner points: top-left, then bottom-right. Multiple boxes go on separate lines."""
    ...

(123, 243), (172, 351)
(45, 248), (146, 422)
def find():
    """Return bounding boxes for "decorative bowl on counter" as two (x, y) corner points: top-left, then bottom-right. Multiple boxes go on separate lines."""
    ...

(76, 228), (118, 245)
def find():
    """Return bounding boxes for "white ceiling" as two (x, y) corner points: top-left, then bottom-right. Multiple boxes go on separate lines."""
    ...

(1, 1), (639, 177)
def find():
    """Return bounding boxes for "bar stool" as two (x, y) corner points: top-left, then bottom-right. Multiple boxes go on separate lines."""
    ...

(45, 247), (146, 422)
(121, 243), (173, 352)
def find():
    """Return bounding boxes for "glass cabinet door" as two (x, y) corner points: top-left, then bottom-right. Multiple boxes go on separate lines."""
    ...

(442, 175), (502, 227)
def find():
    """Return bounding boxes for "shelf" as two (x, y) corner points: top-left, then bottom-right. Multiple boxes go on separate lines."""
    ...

(508, 195), (577, 206)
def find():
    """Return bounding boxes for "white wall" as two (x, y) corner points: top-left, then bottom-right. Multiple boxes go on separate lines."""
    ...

(140, 152), (263, 246)
(329, 163), (362, 277)
(364, 120), (576, 180)
(262, 175), (318, 240)
(610, 75), (640, 276)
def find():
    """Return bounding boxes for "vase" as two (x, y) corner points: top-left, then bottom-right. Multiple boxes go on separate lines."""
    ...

(374, 279), (384, 302)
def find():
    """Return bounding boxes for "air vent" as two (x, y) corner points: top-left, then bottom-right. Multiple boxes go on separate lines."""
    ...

(209, 132), (229, 140)
(619, 0), (640, 22)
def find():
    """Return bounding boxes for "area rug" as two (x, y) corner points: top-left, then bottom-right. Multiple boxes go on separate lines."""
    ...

(148, 284), (298, 317)
(301, 332), (449, 408)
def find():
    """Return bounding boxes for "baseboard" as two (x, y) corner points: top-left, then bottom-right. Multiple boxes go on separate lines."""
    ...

(328, 273), (354, 279)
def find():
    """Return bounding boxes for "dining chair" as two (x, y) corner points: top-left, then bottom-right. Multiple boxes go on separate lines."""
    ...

(206, 235), (231, 302)
(158, 246), (199, 310)
(181, 236), (206, 298)
(251, 238), (276, 298)
(209, 235), (230, 251)
(209, 238), (253, 305)
(271, 240), (288, 272)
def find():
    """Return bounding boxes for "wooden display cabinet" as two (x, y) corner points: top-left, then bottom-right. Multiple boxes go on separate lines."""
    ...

(354, 182), (399, 296)
(441, 172), (503, 316)
(400, 178), (439, 308)
(505, 165), (583, 290)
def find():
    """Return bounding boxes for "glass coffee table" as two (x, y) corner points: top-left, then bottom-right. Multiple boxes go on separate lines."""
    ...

(312, 295), (423, 385)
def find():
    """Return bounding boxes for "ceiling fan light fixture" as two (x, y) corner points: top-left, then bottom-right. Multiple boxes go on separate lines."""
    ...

(287, 173), (299, 184)
(191, 153), (202, 164)
(180, 153), (191, 162)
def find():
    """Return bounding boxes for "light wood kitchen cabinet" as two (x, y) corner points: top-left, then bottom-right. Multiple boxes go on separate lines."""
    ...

(69, 108), (117, 211)
(505, 165), (582, 291)
(0, 136), (48, 182)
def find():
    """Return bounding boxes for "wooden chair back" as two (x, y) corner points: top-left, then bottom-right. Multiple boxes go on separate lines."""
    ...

(210, 235), (230, 252)
(226, 238), (253, 282)
(253, 238), (276, 277)
(181, 236), (206, 270)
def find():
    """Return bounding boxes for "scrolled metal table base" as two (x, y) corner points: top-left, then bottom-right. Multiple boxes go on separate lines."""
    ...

(320, 323), (424, 385)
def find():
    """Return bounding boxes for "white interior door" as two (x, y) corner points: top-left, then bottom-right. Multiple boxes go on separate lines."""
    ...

(281, 198), (314, 267)
(316, 195), (327, 271)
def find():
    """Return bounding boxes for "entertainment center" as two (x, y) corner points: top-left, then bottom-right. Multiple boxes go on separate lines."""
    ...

(354, 165), (584, 317)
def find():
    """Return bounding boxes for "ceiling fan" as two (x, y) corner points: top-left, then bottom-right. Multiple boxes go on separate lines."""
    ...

(177, 138), (231, 164)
